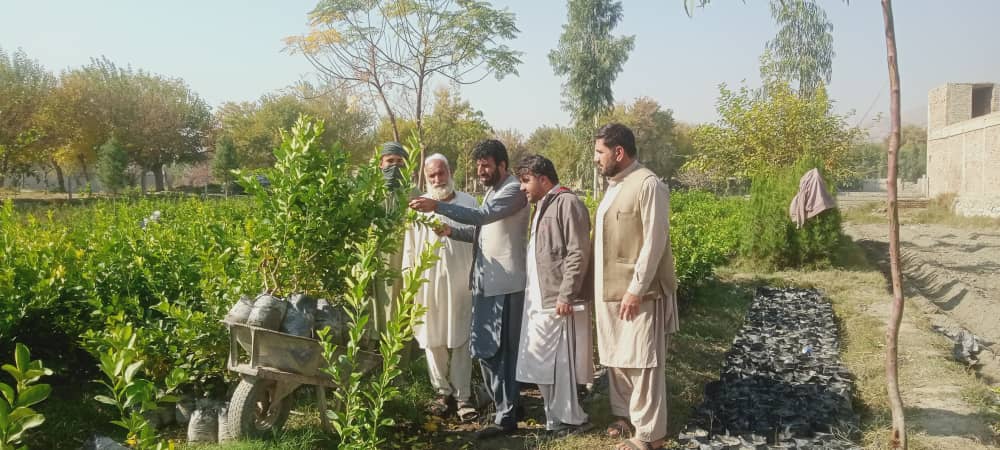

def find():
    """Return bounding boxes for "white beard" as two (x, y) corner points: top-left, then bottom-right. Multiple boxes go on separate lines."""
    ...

(426, 180), (455, 201)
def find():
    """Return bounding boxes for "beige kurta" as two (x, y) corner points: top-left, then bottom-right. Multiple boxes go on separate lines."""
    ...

(594, 161), (673, 368)
(402, 191), (477, 349)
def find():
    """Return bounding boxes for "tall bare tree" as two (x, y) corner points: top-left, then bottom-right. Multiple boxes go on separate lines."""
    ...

(286, 0), (521, 178)
(880, 1), (905, 446)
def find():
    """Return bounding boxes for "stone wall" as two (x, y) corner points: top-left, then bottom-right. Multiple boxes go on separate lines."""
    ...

(927, 82), (1000, 218)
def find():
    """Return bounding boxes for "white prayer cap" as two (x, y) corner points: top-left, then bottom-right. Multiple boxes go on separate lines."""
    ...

(424, 153), (450, 169)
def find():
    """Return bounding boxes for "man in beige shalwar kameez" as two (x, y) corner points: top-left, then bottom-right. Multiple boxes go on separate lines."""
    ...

(592, 123), (679, 450)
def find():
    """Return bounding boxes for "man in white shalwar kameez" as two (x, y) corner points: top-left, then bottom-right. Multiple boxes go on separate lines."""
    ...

(402, 154), (478, 420)
(513, 155), (594, 434)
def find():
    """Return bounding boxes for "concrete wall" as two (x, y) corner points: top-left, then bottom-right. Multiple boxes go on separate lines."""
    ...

(927, 83), (1000, 218)
(14, 169), (163, 193)
(858, 176), (927, 196)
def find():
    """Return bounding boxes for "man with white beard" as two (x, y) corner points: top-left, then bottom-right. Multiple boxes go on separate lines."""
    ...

(402, 153), (479, 421)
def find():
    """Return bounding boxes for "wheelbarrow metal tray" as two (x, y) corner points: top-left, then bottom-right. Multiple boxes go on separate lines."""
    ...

(225, 321), (326, 377)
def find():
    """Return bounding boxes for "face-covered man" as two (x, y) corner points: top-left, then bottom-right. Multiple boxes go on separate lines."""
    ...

(380, 141), (409, 189)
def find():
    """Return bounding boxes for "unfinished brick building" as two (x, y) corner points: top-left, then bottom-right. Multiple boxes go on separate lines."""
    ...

(927, 83), (1000, 217)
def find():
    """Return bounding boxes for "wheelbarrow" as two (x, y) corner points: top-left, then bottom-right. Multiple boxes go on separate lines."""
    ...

(223, 320), (379, 439)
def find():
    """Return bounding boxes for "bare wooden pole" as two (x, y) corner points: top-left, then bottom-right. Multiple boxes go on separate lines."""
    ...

(881, 0), (906, 448)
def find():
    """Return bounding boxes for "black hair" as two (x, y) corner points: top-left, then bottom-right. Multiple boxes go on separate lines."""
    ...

(471, 139), (509, 170)
(595, 123), (637, 157)
(515, 154), (560, 185)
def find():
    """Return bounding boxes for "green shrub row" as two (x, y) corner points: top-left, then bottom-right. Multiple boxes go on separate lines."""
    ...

(1, 196), (253, 394)
(670, 190), (745, 295)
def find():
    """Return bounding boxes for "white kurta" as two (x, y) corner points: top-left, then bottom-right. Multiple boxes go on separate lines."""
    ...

(402, 191), (477, 349)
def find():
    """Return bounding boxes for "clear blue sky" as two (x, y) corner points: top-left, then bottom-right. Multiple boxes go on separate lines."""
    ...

(3, 0), (998, 138)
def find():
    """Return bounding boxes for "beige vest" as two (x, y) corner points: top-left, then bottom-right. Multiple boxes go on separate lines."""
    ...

(601, 166), (677, 302)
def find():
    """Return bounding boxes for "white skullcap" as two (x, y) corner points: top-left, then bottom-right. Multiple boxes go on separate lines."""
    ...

(424, 153), (450, 169)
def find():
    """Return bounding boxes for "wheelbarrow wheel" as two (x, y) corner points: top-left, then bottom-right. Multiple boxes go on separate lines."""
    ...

(228, 378), (293, 439)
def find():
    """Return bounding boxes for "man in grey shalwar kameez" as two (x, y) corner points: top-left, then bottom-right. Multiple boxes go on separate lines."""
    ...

(409, 139), (530, 439)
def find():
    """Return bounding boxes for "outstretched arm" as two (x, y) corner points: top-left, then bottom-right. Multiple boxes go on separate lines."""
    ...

(447, 223), (475, 243)
(432, 183), (527, 227)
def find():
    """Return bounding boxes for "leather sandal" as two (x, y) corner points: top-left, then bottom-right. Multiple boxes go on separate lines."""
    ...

(456, 401), (479, 422)
(606, 418), (634, 438)
(426, 395), (451, 417)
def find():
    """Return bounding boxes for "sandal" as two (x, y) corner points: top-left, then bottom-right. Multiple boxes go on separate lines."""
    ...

(552, 421), (594, 437)
(606, 418), (634, 438)
(456, 401), (479, 422)
(612, 439), (660, 450)
(426, 395), (451, 417)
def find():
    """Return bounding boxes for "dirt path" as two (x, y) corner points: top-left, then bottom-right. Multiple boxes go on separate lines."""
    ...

(846, 222), (1000, 383)
(844, 222), (1000, 449)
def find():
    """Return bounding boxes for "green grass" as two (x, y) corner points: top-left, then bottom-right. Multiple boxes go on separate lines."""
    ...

(176, 428), (329, 450)
(29, 383), (117, 450)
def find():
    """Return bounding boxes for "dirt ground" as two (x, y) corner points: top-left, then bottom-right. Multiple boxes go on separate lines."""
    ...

(846, 221), (1000, 382)
(844, 219), (1000, 449)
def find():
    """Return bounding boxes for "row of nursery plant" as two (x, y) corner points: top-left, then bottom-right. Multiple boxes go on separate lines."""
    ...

(0, 117), (434, 448)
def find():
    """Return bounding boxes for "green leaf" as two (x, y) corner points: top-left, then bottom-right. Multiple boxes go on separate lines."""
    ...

(124, 361), (143, 384)
(20, 369), (48, 383)
(14, 384), (49, 408)
(13, 344), (29, 373)
(1, 365), (21, 383)
(165, 367), (186, 390)
(94, 395), (118, 406)
(8, 406), (38, 426)
(0, 383), (15, 406)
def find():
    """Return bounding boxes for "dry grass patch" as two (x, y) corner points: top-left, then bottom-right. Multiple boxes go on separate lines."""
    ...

(843, 196), (1000, 229)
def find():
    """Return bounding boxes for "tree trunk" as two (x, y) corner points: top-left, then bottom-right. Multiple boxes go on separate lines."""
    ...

(0, 152), (9, 188)
(51, 159), (66, 193)
(152, 164), (166, 192)
(76, 155), (91, 183)
(415, 76), (426, 189)
(881, 0), (906, 448)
